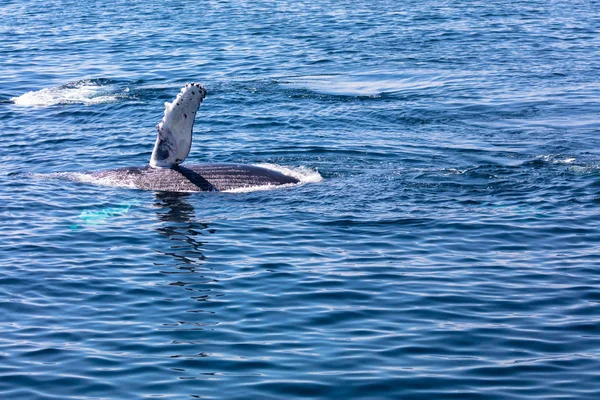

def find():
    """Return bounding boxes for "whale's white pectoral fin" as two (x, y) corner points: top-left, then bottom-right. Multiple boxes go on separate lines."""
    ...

(150, 83), (206, 168)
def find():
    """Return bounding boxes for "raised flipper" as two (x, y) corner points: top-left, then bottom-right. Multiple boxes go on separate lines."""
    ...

(150, 83), (207, 168)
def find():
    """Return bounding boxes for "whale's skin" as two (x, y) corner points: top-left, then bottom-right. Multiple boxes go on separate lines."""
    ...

(89, 163), (300, 192)
(42, 83), (303, 192)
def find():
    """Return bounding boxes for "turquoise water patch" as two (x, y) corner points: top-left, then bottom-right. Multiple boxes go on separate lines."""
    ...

(70, 201), (140, 229)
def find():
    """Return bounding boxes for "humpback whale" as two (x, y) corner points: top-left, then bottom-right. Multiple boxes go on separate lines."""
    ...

(85, 83), (299, 192)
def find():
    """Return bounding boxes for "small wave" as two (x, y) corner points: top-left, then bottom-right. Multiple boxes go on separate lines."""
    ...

(280, 72), (445, 97)
(535, 155), (576, 164)
(11, 79), (125, 106)
(568, 165), (600, 175)
(223, 164), (323, 193)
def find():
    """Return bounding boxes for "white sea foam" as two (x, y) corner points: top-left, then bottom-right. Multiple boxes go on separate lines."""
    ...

(69, 172), (138, 189)
(254, 163), (323, 183)
(11, 80), (121, 106)
(537, 155), (576, 164)
(32, 172), (137, 190)
(223, 163), (323, 193)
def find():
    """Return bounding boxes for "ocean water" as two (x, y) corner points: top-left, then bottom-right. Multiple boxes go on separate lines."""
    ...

(1, 0), (600, 398)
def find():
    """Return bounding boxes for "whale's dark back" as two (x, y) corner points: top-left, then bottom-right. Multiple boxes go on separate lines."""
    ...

(90, 163), (299, 192)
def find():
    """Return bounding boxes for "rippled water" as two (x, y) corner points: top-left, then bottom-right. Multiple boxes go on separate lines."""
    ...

(1, 1), (600, 399)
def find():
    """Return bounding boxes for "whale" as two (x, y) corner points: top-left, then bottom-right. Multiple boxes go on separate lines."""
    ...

(75, 83), (300, 192)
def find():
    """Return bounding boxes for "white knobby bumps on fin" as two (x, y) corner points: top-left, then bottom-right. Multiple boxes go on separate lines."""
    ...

(150, 83), (207, 168)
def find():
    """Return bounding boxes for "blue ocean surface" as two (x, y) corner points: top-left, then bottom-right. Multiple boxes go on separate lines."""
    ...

(1, 1), (600, 399)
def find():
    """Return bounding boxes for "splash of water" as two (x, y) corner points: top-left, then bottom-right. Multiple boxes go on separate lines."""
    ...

(11, 79), (124, 106)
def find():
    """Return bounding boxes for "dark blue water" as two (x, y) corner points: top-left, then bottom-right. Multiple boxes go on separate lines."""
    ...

(2, 1), (600, 398)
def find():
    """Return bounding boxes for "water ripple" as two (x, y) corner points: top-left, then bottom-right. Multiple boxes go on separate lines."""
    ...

(1, 0), (600, 399)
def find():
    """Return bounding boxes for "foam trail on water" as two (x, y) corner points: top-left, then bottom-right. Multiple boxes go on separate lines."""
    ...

(536, 154), (576, 164)
(31, 172), (138, 190)
(11, 80), (123, 106)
